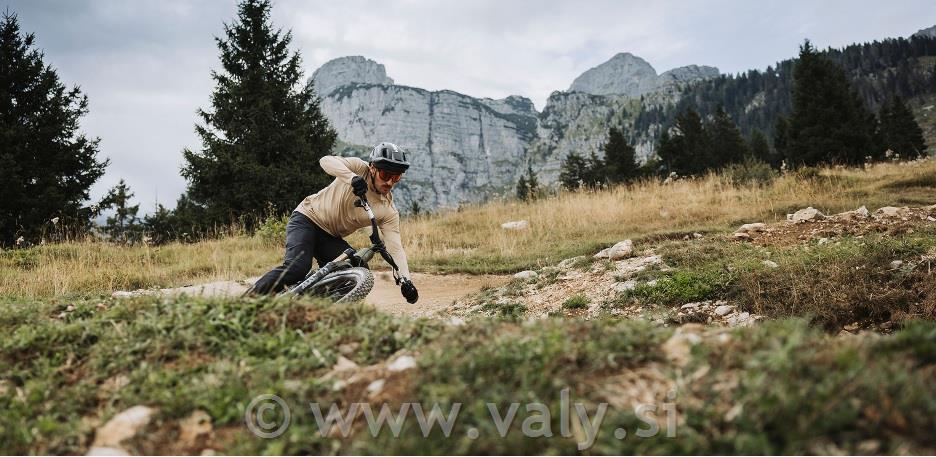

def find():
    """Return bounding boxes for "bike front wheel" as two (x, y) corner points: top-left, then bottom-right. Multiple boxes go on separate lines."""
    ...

(304, 267), (374, 303)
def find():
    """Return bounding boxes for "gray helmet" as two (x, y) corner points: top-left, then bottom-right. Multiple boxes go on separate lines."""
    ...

(369, 142), (410, 173)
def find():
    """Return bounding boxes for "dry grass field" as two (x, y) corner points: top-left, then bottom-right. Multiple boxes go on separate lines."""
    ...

(3, 158), (933, 299)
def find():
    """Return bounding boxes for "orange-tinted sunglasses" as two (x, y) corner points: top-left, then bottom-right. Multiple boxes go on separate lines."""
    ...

(376, 169), (403, 183)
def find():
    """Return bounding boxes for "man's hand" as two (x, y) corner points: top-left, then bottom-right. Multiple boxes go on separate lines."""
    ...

(351, 175), (368, 198)
(400, 278), (418, 304)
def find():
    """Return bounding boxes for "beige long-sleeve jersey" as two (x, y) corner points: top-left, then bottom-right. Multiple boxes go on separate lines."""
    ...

(294, 156), (411, 278)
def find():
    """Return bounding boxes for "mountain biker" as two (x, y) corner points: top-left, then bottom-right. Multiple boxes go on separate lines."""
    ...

(251, 142), (419, 303)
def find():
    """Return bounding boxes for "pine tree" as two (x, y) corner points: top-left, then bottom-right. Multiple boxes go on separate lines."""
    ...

(773, 116), (790, 165)
(603, 127), (638, 183)
(656, 107), (711, 176)
(0, 12), (109, 246)
(515, 174), (529, 201)
(709, 106), (749, 168)
(786, 40), (879, 167)
(879, 96), (927, 159)
(584, 151), (606, 188)
(559, 152), (590, 190)
(142, 204), (177, 245)
(100, 179), (141, 243)
(526, 165), (539, 198)
(180, 0), (337, 227)
(748, 129), (777, 166)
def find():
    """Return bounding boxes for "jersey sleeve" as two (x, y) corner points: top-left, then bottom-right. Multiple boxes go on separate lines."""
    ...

(319, 156), (369, 184)
(378, 211), (412, 279)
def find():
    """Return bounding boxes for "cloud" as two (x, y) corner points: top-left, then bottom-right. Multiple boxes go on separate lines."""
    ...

(5, 0), (934, 214)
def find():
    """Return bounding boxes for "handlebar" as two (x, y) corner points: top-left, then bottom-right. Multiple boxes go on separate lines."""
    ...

(356, 197), (402, 282)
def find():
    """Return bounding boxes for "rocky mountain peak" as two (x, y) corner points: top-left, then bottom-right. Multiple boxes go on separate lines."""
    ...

(569, 52), (658, 97)
(568, 52), (719, 98)
(311, 56), (394, 97)
(913, 25), (936, 39)
(659, 65), (720, 84)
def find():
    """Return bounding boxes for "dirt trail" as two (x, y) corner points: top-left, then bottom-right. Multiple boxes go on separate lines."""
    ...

(112, 272), (509, 317)
(368, 271), (509, 316)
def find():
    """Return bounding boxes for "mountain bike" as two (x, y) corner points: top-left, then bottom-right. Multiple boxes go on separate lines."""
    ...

(277, 197), (403, 303)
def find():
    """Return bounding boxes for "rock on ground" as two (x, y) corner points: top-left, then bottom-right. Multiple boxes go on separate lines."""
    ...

(501, 220), (530, 230)
(514, 270), (538, 280)
(608, 239), (634, 260)
(88, 405), (155, 455)
(791, 207), (825, 222)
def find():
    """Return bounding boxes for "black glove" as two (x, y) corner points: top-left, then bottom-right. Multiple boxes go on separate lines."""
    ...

(400, 278), (418, 304)
(351, 175), (367, 198)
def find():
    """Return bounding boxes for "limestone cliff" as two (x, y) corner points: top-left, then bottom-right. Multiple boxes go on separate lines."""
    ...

(312, 55), (718, 211)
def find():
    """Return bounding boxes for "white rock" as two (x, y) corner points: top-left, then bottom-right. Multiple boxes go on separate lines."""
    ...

(608, 239), (634, 260)
(593, 248), (611, 259)
(501, 220), (529, 230)
(762, 260), (779, 268)
(873, 206), (909, 219)
(366, 379), (385, 396)
(614, 280), (638, 293)
(732, 232), (751, 241)
(736, 223), (767, 234)
(890, 260), (903, 269)
(646, 279), (659, 287)
(91, 406), (155, 449)
(445, 317), (466, 327)
(832, 206), (870, 221)
(818, 238), (830, 245)
(513, 270), (538, 280)
(557, 256), (584, 269)
(727, 312), (751, 326)
(680, 302), (701, 310)
(387, 355), (417, 372)
(791, 207), (825, 222)
(333, 356), (358, 372)
(714, 305), (734, 316)
(614, 255), (662, 276)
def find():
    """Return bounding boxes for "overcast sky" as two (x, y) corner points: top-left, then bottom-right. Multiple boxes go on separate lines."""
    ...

(7, 0), (935, 213)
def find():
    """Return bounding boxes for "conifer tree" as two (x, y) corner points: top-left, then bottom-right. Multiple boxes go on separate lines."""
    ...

(786, 40), (879, 167)
(603, 127), (638, 183)
(559, 152), (590, 190)
(656, 107), (711, 176)
(709, 106), (750, 168)
(526, 164), (539, 198)
(515, 164), (540, 201)
(0, 12), (108, 246)
(181, 0), (337, 227)
(100, 179), (141, 243)
(749, 129), (775, 166)
(515, 174), (529, 201)
(879, 96), (927, 159)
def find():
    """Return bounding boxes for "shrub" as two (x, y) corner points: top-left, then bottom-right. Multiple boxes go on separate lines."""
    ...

(255, 214), (288, 245)
(723, 158), (777, 187)
(562, 294), (590, 309)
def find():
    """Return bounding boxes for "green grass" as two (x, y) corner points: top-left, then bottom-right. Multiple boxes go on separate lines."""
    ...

(1, 294), (935, 454)
(562, 294), (590, 309)
(480, 301), (528, 320)
(614, 225), (936, 329)
(881, 170), (936, 189)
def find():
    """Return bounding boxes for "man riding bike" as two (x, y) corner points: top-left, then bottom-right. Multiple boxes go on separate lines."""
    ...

(251, 142), (419, 304)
